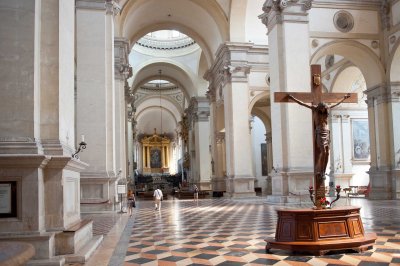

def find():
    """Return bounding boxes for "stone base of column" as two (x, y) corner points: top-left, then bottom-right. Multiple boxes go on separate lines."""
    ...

(211, 176), (226, 192)
(80, 172), (118, 212)
(225, 176), (256, 198)
(368, 168), (394, 199)
(198, 180), (212, 191)
(266, 170), (313, 204)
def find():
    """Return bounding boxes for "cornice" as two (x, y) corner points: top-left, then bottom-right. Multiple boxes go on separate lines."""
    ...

(312, 0), (382, 10)
(0, 155), (50, 168)
(47, 156), (89, 172)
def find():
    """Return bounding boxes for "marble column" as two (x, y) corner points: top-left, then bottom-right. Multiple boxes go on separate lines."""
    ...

(76, 0), (119, 211)
(260, 0), (313, 203)
(366, 83), (400, 199)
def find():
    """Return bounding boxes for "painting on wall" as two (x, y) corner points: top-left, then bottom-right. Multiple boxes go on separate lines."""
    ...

(261, 143), (268, 176)
(352, 119), (370, 160)
(150, 148), (162, 168)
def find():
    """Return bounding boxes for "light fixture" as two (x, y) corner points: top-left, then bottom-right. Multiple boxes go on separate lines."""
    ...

(158, 69), (163, 137)
(72, 135), (87, 159)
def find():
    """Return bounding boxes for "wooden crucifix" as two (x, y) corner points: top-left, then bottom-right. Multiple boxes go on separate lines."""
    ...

(274, 64), (358, 209)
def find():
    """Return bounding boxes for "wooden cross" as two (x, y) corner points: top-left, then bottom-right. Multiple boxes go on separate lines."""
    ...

(274, 64), (358, 209)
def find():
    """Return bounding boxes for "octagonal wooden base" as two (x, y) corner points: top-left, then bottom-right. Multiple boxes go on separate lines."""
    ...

(265, 206), (377, 256)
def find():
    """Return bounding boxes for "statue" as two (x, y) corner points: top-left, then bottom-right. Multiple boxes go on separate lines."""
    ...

(287, 93), (350, 179)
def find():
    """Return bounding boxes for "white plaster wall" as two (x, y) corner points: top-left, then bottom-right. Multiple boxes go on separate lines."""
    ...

(58, 0), (75, 146)
(76, 9), (108, 169)
(309, 9), (379, 34)
(245, 0), (268, 45)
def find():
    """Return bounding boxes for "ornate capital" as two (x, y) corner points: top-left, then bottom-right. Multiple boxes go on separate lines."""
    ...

(206, 87), (216, 103)
(114, 38), (131, 81)
(259, 0), (312, 31)
(186, 97), (210, 127)
(265, 132), (272, 144)
(106, 0), (121, 15)
(215, 132), (225, 144)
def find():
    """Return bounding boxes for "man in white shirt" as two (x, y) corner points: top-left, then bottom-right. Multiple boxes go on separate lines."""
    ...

(153, 187), (163, 210)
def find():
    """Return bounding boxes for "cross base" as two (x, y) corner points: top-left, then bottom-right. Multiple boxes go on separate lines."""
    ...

(265, 206), (376, 256)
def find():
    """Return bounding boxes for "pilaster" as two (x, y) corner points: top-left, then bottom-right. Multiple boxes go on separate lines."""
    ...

(365, 83), (400, 199)
(114, 38), (131, 182)
(260, 0), (313, 202)
(76, 0), (118, 211)
(187, 97), (212, 190)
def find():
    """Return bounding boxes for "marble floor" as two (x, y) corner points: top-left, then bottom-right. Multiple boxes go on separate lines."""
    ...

(84, 197), (400, 265)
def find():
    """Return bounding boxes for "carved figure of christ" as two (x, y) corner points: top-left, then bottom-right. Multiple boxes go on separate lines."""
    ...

(274, 65), (358, 208)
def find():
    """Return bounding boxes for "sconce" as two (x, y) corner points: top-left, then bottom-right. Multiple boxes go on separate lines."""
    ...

(72, 135), (87, 159)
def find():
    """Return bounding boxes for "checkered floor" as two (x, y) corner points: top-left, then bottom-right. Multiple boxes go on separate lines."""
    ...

(122, 198), (400, 265)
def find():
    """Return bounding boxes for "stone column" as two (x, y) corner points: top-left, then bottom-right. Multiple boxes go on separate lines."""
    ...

(76, 0), (120, 211)
(260, 0), (313, 203)
(187, 97), (212, 190)
(223, 66), (256, 197)
(366, 83), (400, 199)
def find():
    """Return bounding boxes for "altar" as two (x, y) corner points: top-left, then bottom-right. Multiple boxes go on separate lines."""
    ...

(141, 131), (170, 174)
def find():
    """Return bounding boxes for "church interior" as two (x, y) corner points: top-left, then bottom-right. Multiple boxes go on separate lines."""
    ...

(1, 0), (400, 265)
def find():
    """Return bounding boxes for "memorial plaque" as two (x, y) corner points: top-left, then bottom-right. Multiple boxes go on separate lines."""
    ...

(0, 181), (17, 218)
(117, 185), (126, 194)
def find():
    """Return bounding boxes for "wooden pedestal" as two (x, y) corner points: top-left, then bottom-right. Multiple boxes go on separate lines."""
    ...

(265, 206), (377, 256)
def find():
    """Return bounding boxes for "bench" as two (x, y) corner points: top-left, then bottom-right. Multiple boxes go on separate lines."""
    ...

(347, 186), (369, 197)
(56, 219), (93, 255)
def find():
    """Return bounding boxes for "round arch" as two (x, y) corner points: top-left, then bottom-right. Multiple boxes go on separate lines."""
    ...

(135, 105), (179, 136)
(135, 94), (184, 116)
(132, 60), (196, 98)
(118, 0), (229, 66)
(389, 39), (400, 82)
(249, 91), (269, 112)
(311, 40), (385, 88)
(249, 91), (271, 132)
(128, 23), (213, 67)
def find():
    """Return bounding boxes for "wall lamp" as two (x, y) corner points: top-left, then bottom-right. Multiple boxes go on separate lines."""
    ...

(72, 135), (87, 159)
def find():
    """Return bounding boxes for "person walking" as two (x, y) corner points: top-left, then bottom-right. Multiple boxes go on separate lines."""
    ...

(193, 184), (199, 202)
(153, 187), (163, 211)
(127, 190), (136, 217)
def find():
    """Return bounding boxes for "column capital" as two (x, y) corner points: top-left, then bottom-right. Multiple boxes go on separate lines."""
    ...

(365, 82), (400, 105)
(215, 132), (225, 144)
(186, 97), (210, 127)
(206, 86), (216, 103)
(205, 42), (256, 90)
(259, 0), (312, 32)
(105, 0), (121, 15)
(114, 38), (132, 81)
(265, 132), (272, 144)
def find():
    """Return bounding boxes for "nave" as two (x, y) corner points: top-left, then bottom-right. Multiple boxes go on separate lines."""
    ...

(79, 198), (400, 266)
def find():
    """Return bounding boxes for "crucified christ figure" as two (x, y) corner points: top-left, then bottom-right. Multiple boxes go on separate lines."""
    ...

(288, 93), (351, 180)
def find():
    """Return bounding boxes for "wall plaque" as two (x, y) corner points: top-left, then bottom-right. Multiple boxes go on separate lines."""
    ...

(0, 181), (17, 218)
